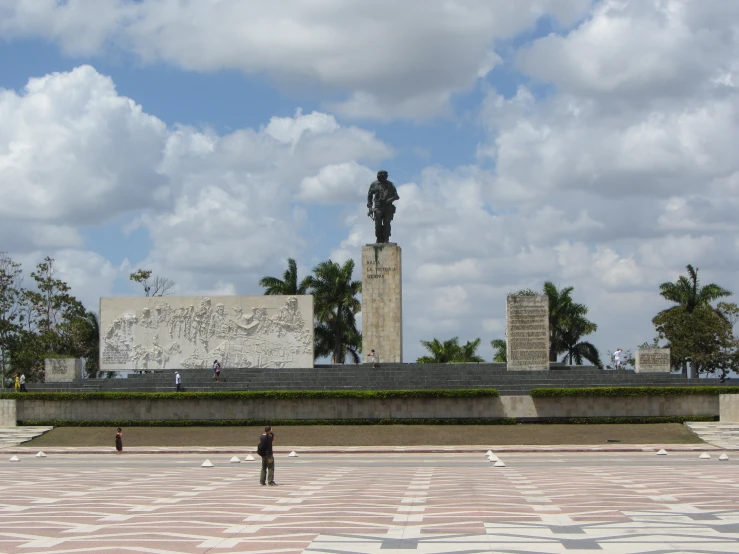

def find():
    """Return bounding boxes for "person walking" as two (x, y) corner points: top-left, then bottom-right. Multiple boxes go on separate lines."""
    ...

(258, 425), (276, 486)
(19, 374), (27, 392)
(212, 360), (221, 383)
(115, 428), (123, 454)
(370, 349), (377, 368)
(14, 374), (20, 393)
(175, 371), (181, 392)
(613, 348), (623, 370)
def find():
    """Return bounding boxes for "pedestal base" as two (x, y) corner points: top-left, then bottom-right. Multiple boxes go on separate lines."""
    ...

(361, 244), (402, 364)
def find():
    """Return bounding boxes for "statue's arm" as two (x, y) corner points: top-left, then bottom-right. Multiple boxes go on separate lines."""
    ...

(389, 182), (399, 202)
(367, 185), (374, 208)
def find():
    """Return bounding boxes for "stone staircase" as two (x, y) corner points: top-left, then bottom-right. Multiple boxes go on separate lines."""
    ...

(24, 363), (723, 394)
(0, 427), (54, 449)
(685, 422), (739, 450)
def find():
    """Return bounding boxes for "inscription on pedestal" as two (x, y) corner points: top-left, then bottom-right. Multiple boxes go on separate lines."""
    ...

(506, 295), (549, 371)
(362, 244), (402, 364)
(635, 348), (671, 373)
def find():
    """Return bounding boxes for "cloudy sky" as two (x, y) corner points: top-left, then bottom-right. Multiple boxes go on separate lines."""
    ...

(1, 0), (737, 363)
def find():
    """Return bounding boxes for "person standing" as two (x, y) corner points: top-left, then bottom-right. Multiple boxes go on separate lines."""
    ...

(14, 374), (20, 393)
(258, 425), (276, 486)
(115, 428), (123, 454)
(370, 349), (377, 368)
(614, 348), (623, 370)
(213, 360), (221, 383)
(175, 371), (181, 392)
(19, 374), (27, 392)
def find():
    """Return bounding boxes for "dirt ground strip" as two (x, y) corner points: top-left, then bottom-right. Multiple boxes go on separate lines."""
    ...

(25, 423), (703, 447)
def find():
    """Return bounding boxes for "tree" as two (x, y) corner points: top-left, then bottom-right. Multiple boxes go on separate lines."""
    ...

(417, 337), (484, 363)
(259, 258), (310, 296)
(129, 269), (175, 297)
(0, 253), (24, 384)
(541, 282), (599, 364)
(654, 305), (738, 378)
(303, 259), (362, 364)
(655, 265), (734, 377)
(25, 257), (86, 357)
(658, 264), (731, 315)
(559, 316), (602, 367)
(61, 310), (101, 378)
(491, 339), (507, 363)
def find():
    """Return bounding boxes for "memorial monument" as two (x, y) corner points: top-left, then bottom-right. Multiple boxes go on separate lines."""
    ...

(506, 295), (549, 370)
(362, 170), (403, 363)
(100, 295), (313, 371)
(44, 358), (83, 382)
(635, 348), (671, 373)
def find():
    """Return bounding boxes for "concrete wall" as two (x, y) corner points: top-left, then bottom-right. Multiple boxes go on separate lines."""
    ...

(0, 400), (17, 426)
(14, 394), (719, 422)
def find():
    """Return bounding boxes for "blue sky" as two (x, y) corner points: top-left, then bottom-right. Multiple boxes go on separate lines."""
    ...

(1, 0), (738, 365)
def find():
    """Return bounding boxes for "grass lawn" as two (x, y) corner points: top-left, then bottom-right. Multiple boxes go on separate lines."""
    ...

(24, 423), (703, 447)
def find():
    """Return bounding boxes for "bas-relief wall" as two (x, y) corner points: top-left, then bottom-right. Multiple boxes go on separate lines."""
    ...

(100, 295), (313, 371)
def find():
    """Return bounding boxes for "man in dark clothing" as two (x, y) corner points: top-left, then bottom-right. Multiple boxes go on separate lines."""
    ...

(367, 170), (399, 243)
(259, 425), (276, 486)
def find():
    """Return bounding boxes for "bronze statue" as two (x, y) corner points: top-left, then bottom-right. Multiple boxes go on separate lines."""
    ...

(367, 170), (399, 243)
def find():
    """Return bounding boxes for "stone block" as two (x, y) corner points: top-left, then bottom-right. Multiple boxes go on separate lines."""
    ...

(0, 400), (16, 426)
(720, 394), (739, 422)
(100, 295), (314, 371)
(506, 295), (549, 371)
(44, 358), (83, 382)
(362, 244), (402, 363)
(635, 348), (671, 373)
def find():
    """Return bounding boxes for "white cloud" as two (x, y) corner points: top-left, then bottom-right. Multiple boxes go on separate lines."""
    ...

(0, 65), (168, 225)
(0, 0), (592, 119)
(298, 162), (376, 205)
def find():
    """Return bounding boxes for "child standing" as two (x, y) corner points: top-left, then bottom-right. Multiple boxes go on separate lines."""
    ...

(370, 349), (377, 368)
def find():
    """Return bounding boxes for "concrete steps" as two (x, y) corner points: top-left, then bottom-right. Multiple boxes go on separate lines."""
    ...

(0, 427), (54, 449)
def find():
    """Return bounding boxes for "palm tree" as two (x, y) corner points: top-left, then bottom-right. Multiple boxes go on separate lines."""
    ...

(491, 339), (507, 362)
(542, 281), (597, 363)
(559, 316), (601, 367)
(303, 259), (362, 363)
(417, 337), (484, 363)
(259, 258), (310, 296)
(659, 264), (731, 314)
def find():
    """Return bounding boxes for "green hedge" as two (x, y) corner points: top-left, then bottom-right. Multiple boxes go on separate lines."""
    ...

(17, 415), (715, 426)
(531, 415), (718, 424)
(0, 389), (498, 401)
(18, 417), (516, 427)
(530, 386), (739, 398)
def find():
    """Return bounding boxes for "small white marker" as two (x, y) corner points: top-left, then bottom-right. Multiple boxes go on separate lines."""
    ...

(201, 459), (214, 467)
(699, 453), (711, 460)
(229, 456), (241, 463)
(288, 451), (298, 457)
(719, 453), (729, 461)
(485, 450), (493, 457)
(657, 449), (668, 455)
(244, 455), (255, 461)
(493, 460), (506, 467)
(35, 452), (47, 458)
(488, 455), (499, 462)
(9, 456), (19, 462)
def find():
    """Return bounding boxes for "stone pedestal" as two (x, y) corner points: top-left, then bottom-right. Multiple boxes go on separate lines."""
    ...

(362, 244), (402, 363)
(506, 295), (549, 371)
(635, 348), (671, 373)
(44, 358), (83, 382)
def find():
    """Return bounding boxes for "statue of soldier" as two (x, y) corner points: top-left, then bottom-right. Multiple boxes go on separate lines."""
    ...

(367, 170), (400, 243)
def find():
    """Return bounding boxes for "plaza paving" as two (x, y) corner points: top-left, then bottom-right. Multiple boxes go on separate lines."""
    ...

(0, 451), (738, 553)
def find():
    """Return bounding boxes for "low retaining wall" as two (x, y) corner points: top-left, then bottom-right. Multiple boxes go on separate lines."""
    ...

(12, 394), (719, 422)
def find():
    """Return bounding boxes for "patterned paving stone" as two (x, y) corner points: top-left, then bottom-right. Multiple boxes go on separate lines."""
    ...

(0, 452), (737, 553)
